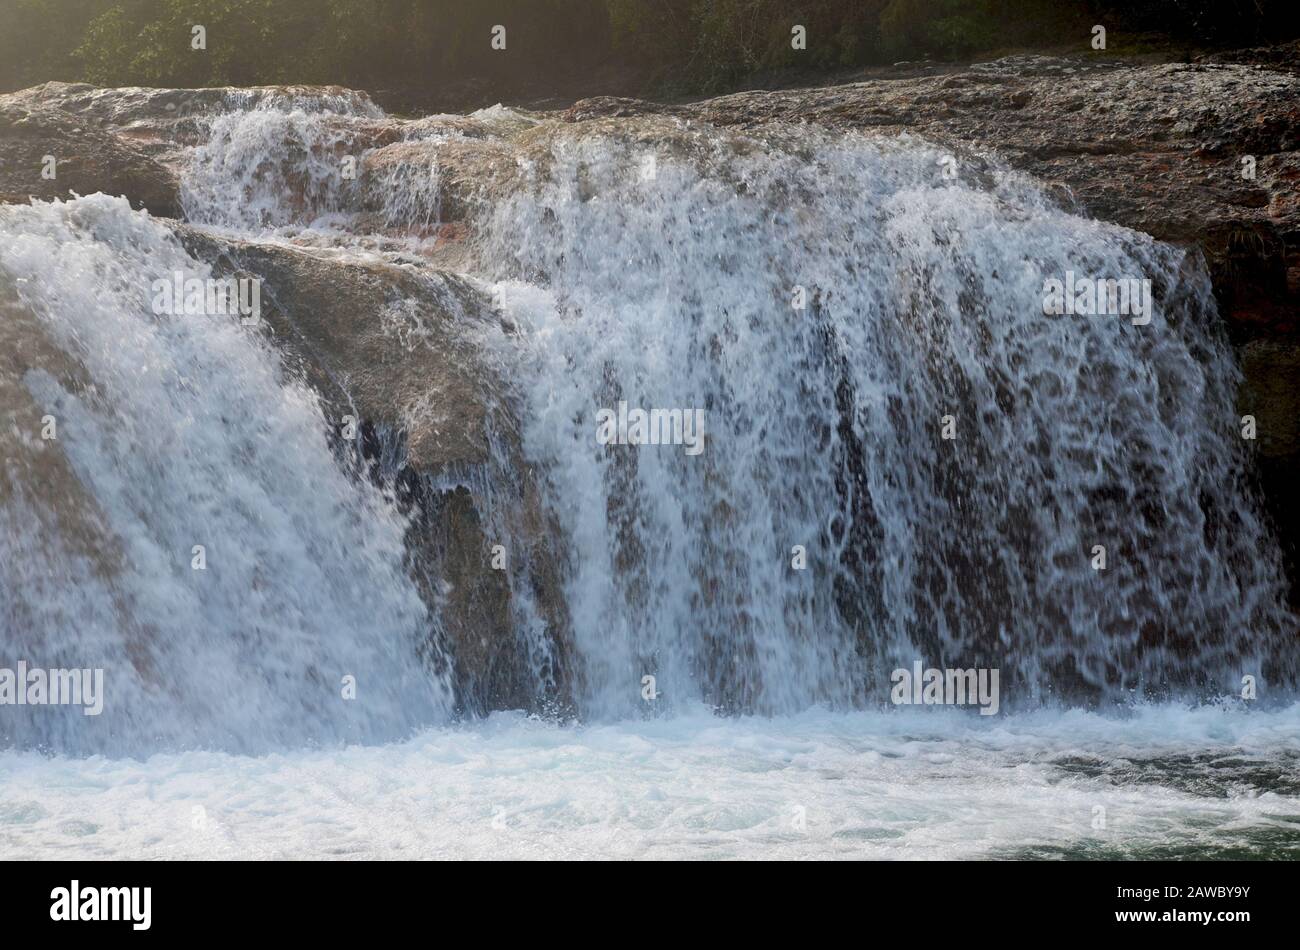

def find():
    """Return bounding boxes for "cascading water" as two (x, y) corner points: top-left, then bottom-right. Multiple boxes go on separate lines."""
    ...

(476, 124), (1295, 717)
(2, 89), (1298, 859)
(181, 92), (472, 235)
(181, 93), (384, 231)
(0, 194), (452, 755)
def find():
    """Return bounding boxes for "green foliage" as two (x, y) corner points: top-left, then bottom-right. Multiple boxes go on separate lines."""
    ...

(0, 0), (117, 89)
(0, 0), (1296, 98)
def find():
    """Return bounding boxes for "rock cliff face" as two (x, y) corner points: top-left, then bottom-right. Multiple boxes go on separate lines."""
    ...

(1, 46), (1297, 700)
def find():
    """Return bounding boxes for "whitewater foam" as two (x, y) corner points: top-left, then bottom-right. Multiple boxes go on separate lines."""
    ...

(0, 195), (452, 754)
(476, 125), (1294, 717)
(1, 704), (1296, 859)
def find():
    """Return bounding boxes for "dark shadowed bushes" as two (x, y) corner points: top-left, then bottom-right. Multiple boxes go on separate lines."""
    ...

(1, 0), (1297, 99)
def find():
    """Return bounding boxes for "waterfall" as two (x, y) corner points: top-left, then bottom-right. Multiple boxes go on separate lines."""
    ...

(180, 92), (384, 231)
(475, 123), (1295, 716)
(0, 194), (453, 755)
(1, 95), (1294, 758)
(180, 91), (470, 235)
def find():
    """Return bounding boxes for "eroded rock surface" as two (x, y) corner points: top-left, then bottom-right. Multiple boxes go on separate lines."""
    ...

(0, 96), (181, 216)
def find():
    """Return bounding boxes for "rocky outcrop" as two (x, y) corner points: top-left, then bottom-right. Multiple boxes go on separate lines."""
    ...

(0, 83), (399, 219)
(170, 228), (573, 713)
(8, 59), (1298, 330)
(0, 97), (181, 216)
(175, 226), (496, 472)
(2, 82), (385, 149)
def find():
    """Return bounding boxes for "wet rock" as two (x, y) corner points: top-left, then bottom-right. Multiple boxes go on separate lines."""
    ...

(171, 226), (572, 713)
(1240, 340), (1300, 458)
(0, 96), (181, 216)
(1240, 339), (1300, 608)
(358, 136), (522, 235)
(0, 82), (400, 219)
(174, 225), (494, 471)
(3, 82), (383, 148)
(10, 62), (1298, 335)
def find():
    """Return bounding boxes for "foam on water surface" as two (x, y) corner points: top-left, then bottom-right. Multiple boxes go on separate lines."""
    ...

(1, 704), (1297, 859)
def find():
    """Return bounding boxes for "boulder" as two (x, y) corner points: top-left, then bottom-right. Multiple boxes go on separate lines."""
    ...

(0, 98), (181, 216)
(172, 227), (573, 713)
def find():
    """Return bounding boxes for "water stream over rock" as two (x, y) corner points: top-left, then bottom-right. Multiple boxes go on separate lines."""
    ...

(0, 86), (1295, 761)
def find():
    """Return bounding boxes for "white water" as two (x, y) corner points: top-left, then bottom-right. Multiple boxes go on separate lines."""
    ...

(0, 195), (452, 755)
(181, 89), (385, 232)
(2, 705), (1298, 859)
(478, 125), (1294, 717)
(181, 93), (476, 236)
(1, 93), (1297, 858)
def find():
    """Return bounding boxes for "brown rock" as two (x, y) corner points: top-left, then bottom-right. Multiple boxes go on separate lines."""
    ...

(0, 98), (181, 217)
(1240, 340), (1300, 458)
(171, 226), (573, 713)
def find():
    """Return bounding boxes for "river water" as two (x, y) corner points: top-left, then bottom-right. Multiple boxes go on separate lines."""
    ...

(1, 92), (1296, 858)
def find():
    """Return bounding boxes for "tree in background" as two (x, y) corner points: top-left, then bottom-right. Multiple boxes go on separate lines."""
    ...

(1, 0), (1297, 99)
